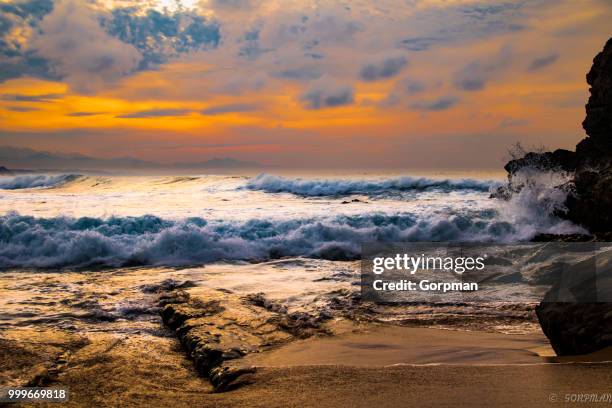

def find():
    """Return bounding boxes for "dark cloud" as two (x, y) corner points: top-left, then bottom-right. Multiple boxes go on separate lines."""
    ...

(237, 27), (274, 60)
(458, 4), (521, 20)
(454, 63), (487, 91)
(5, 106), (40, 112)
(0, 2), (221, 87)
(201, 103), (258, 115)
(527, 53), (559, 71)
(360, 56), (408, 81)
(399, 2), (525, 53)
(378, 78), (429, 107)
(0, 0), (53, 22)
(274, 66), (321, 81)
(0, 0), (56, 82)
(0, 93), (63, 102)
(102, 7), (221, 70)
(399, 37), (442, 51)
(66, 111), (106, 117)
(116, 109), (192, 119)
(453, 46), (513, 91)
(300, 83), (354, 109)
(403, 79), (427, 95)
(411, 96), (459, 111)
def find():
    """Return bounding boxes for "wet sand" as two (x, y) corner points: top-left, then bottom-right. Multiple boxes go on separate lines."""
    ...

(2, 264), (611, 407)
(5, 329), (611, 408)
(242, 325), (553, 367)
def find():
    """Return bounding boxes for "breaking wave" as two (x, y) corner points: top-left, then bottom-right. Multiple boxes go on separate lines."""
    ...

(0, 207), (581, 269)
(244, 174), (499, 197)
(0, 174), (81, 190)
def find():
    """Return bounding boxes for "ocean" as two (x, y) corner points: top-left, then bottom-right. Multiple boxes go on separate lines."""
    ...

(0, 171), (591, 339)
(0, 171), (584, 269)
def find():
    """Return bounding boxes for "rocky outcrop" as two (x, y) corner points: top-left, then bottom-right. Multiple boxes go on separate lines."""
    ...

(502, 37), (612, 233)
(156, 285), (331, 392)
(504, 38), (612, 356)
(0, 166), (12, 175)
(580, 37), (612, 161)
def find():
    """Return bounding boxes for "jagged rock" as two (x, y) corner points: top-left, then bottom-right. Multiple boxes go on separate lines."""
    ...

(0, 166), (12, 175)
(159, 287), (336, 391)
(581, 37), (612, 158)
(500, 37), (612, 233)
(141, 279), (196, 293)
(209, 366), (256, 392)
(563, 39), (612, 231)
(566, 168), (612, 232)
(503, 149), (576, 175)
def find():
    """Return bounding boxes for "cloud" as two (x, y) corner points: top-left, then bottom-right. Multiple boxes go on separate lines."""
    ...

(5, 106), (40, 112)
(117, 109), (192, 118)
(30, 0), (142, 93)
(527, 53), (559, 71)
(300, 80), (354, 109)
(0, 93), (63, 102)
(103, 7), (221, 70)
(398, 3), (525, 52)
(378, 78), (430, 108)
(399, 37), (443, 51)
(454, 62), (487, 91)
(66, 111), (106, 117)
(0, 0), (56, 82)
(360, 56), (408, 82)
(411, 96), (459, 111)
(273, 66), (321, 81)
(0, 0), (222, 86)
(201, 103), (258, 115)
(453, 46), (513, 92)
(403, 79), (427, 95)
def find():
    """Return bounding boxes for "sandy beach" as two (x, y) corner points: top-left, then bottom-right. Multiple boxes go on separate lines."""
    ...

(2, 264), (611, 407)
(3, 322), (612, 408)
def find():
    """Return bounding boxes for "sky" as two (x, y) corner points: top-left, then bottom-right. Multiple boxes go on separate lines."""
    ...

(0, 0), (611, 170)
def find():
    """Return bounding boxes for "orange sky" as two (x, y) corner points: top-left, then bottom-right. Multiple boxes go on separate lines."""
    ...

(1, 0), (611, 169)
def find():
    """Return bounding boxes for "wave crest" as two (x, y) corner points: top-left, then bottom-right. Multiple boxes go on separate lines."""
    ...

(0, 208), (580, 269)
(0, 174), (81, 190)
(244, 174), (498, 197)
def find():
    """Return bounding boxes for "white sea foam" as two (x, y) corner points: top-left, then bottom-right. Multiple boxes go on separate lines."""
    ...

(0, 204), (583, 269)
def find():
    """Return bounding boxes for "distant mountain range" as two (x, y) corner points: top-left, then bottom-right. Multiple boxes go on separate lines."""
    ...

(0, 146), (264, 172)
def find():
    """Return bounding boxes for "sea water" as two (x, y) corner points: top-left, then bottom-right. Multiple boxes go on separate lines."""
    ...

(0, 172), (584, 269)
(0, 171), (589, 334)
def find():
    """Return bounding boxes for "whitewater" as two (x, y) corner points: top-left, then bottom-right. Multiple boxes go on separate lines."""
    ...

(0, 172), (584, 269)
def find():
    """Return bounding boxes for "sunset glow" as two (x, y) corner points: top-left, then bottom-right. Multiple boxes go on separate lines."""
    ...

(1, 0), (611, 168)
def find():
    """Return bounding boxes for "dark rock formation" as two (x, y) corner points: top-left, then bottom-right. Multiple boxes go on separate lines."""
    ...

(502, 37), (612, 233)
(580, 37), (612, 161)
(503, 149), (577, 175)
(0, 166), (12, 175)
(536, 302), (612, 355)
(535, 249), (612, 355)
(504, 38), (612, 356)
